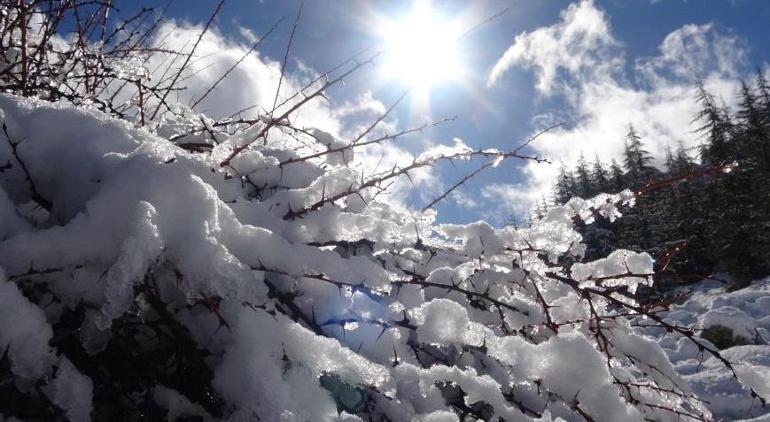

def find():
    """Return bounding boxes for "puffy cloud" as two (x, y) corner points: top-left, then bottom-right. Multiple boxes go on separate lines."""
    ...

(486, 0), (622, 95)
(486, 1), (749, 208)
(635, 23), (748, 86)
(450, 190), (480, 210)
(143, 22), (338, 132)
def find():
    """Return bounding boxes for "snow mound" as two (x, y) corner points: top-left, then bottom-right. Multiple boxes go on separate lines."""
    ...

(641, 278), (770, 420)
(0, 92), (745, 420)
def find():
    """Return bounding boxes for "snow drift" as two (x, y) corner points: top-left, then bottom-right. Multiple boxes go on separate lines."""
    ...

(2, 92), (760, 421)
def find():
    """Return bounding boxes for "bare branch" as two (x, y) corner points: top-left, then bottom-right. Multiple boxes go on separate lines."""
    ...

(191, 16), (284, 111)
(270, 2), (302, 116)
(149, 0), (225, 121)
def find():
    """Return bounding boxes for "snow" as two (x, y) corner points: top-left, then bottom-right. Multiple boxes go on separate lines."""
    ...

(416, 410), (460, 422)
(699, 306), (760, 341)
(0, 271), (55, 383)
(153, 385), (213, 422)
(0, 86), (766, 420)
(416, 138), (473, 162)
(639, 277), (770, 420)
(571, 249), (654, 294)
(411, 298), (472, 346)
(46, 358), (94, 422)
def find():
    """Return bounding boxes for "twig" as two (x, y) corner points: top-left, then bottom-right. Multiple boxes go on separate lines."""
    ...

(278, 117), (455, 167)
(149, 0), (225, 120)
(270, 2), (302, 116)
(1, 122), (52, 211)
(421, 160), (494, 211)
(191, 16), (284, 110)
(218, 51), (380, 167)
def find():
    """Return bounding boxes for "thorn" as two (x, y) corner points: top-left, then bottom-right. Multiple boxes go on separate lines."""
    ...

(376, 326), (387, 341)
(404, 170), (415, 187)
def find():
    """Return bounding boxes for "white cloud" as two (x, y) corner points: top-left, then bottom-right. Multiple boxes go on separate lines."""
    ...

(486, 0), (622, 95)
(144, 22), (339, 131)
(635, 23), (747, 85)
(237, 25), (259, 44)
(450, 190), (479, 210)
(486, 1), (749, 209)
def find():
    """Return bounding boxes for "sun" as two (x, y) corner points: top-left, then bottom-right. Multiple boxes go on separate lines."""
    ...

(378, 2), (464, 90)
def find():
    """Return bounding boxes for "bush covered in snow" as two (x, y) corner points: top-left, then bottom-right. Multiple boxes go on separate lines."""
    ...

(0, 2), (767, 421)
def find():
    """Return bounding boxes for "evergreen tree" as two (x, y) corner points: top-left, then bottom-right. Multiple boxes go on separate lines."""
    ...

(739, 78), (770, 167)
(613, 125), (661, 253)
(591, 155), (610, 193)
(664, 145), (675, 173)
(609, 159), (625, 192)
(694, 81), (735, 164)
(726, 77), (770, 278)
(554, 164), (577, 203)
(575, 154), (594, 198)
(756, 69), (770, 115)
(664, 144), (701, 261)
(548, 82), (770, 283)
(689, 81), (769, 280)
(670, 144), (696, 174)
(622, 124), (657, 187)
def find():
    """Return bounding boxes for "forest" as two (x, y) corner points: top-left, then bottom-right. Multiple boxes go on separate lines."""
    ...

(550, 76), (770, 287)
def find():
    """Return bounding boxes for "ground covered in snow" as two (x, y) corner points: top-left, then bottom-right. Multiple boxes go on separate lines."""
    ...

(638, 278), (770, 421)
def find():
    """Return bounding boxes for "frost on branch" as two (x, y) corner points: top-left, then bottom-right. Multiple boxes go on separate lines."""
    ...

(2, 92), (759, 421)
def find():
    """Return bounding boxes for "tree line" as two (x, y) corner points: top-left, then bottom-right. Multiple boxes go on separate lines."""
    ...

(548, 73), (770, 286)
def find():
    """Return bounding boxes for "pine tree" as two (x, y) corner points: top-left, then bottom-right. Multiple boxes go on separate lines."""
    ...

(663, 144), (700, 263)
(575, 154), (593, 198)
(694, 81), (735, 164)
(547, 80), (770, 283)
(554, 164), (577, 203)
(753, 71), (770, 272)
(622, 124), (658, 188)
(614, 125), (661, 252)
(726, 77), (770, 278)
(664, 145), (674, 173)
(591, 155), (610, 193)
(609, 159), (625, 192)
(756, 69), (770, 115)
(739, 78), (770, 168)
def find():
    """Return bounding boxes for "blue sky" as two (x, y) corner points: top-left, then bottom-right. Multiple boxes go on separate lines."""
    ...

(147, 0), (770, 225)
